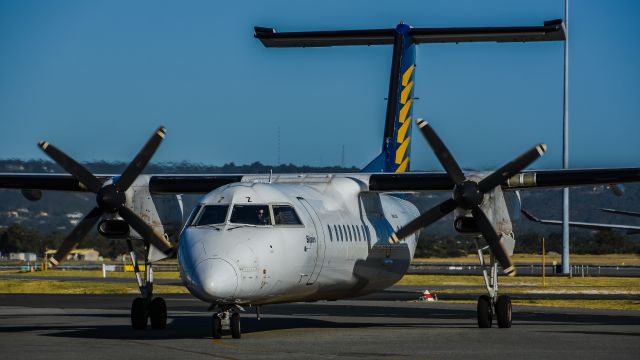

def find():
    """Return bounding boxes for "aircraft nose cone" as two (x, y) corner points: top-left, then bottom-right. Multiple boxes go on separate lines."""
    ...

(192, 258), (238, 301)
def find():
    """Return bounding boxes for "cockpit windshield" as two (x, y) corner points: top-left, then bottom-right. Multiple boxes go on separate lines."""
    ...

(273, 205), (302, 225)
(230, 205), (271, 226)
(192, 205), (229, 226)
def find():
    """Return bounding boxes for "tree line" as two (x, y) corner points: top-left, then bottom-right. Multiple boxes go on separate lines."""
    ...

(2, 222), (638, 260)
(413, 229), (639, 257)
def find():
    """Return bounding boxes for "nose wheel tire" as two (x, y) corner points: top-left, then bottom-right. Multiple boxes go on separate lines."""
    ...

(212, 315), (223, 339)
(131, 297), (148, 330)
(477, 295), (492, 328)
(495, 295), (512, 328)
(149, 297), (167, 330)
(230, 312), (241, 339)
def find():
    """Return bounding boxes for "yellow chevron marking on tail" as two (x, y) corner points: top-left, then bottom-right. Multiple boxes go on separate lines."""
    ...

(402, 65), (415, 87)
(397, 117), (411, 143)
(400, 81), (413, 104)
(395, 136), (410, 164)
(399, 99), (412, 124)
(395, 156), (409, 173)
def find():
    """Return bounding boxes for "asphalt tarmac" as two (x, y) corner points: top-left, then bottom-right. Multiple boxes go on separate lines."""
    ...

(0, 292), (638, 359)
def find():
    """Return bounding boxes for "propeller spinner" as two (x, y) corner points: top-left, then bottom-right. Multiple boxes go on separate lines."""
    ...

(389, 119), (547, 276)
(39, 127), (174, 266)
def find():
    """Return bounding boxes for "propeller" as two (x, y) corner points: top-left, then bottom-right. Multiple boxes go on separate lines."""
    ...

(389, 119), (547, 276)
(40, 127), (174, 266)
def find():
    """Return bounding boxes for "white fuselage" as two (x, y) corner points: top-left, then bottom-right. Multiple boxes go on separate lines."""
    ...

(178, 177), (419, 305)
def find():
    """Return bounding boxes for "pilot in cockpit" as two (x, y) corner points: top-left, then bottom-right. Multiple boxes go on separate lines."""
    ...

(257, 208), (270, 225)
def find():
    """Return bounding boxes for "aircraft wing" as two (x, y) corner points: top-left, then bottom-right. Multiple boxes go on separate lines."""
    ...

(0, 173), (244, 194)
(521, 208), (640, 234)
(366, 167), (640, 192)
(2, 167), (640, 194)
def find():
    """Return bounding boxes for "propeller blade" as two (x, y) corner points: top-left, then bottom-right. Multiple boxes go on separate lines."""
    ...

(118, 206), (174, 255)
(478, 144), (546, 193)
(49, 207), (103, 266)
(390, 198), (457, 243)
(471, 207), (516, 276)
(38, 142), (103, 193)
(116, 126), (166, 191)
(416, 119), (466, 185)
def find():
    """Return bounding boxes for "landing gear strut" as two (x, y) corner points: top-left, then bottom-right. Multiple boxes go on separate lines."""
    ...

(475, 237), (512, 328)
(211, 305), (243, 339)
(128, 239), (167, 330)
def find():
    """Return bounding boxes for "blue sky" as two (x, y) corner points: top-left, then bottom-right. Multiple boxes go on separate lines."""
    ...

(0, 0), (638, 171)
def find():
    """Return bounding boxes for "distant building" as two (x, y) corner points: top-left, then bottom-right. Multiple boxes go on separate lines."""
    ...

(45, 248), (101, 261)
(9, 252), (37, 262)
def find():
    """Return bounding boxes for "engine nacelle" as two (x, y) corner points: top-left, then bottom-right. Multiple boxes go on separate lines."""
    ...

(98, 219), (130, 238)
(452, 186), (516, 255)
(124, 176), (184, 242)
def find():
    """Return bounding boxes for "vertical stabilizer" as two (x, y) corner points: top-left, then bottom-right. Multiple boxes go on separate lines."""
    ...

(363, 24), (416, 173)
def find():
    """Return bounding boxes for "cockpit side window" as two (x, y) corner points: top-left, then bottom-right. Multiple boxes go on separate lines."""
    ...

(185, 205), (202, 226)
(273, 205), (302, 225)
(230, 205), (271, 225)
(193, 205), (229, 226)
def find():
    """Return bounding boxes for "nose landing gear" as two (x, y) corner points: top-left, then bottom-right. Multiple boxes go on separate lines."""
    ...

(211, 305), (243, 339)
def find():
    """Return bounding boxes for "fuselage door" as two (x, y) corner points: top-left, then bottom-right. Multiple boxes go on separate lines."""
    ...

(297, 197), (326, 285)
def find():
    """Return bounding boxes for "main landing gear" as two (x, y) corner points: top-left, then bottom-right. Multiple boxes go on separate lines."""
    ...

(475, 238), (512, 328)
(211, 305), (243, 339)
(127, 239), (167, 330)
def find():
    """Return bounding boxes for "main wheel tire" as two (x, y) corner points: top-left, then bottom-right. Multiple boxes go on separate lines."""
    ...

(496, 295), (512, 328)
(477, 295), (492, 328)
(230, 312), (241, 339)
(212, 315), (222, 339)
(149, 297), (167, 330)
(131, 297), (148, 330)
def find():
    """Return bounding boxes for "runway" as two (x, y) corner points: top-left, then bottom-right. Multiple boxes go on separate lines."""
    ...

(0, 293), (638, 359)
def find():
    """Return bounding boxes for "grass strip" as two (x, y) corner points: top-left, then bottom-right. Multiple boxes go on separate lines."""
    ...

(0, 279), (188, 295)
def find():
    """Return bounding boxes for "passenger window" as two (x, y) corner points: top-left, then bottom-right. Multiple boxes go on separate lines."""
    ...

(355, 225), (361, 241)
(193, 205), (229, 226)
(273, 205), (302, 225)
(328, 225), (333, 241)
(338, 225), (344, 242)
(230, 205), (271, 225)
(347, 225), (352, 242)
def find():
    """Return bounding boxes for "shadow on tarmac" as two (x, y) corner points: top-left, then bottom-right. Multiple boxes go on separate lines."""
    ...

(0, 298), (639, 340)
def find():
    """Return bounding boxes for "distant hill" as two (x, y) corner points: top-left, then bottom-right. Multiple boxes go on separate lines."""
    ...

(1, 159), (639, 255)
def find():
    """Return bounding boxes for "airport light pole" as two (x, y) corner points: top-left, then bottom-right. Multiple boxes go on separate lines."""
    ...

(562, 0), (570, 275)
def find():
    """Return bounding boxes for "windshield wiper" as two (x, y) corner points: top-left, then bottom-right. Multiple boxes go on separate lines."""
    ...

(194, 224), (222, 231)
(227, 224), (256, 231)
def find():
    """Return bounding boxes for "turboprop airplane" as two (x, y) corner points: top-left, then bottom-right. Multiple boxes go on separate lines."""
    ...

(3, 19), (640, 339)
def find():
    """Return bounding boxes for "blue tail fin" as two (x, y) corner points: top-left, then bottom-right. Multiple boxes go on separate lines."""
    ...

(362, 24), (416, 173)
(255, 20), (566, 173)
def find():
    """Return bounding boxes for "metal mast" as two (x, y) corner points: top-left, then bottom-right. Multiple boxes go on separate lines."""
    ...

(562, 0), (571, 274)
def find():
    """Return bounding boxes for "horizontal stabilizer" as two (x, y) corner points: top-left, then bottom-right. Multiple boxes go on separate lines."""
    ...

(254, 20), (565, 48)
(410, 19), (565, 44)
